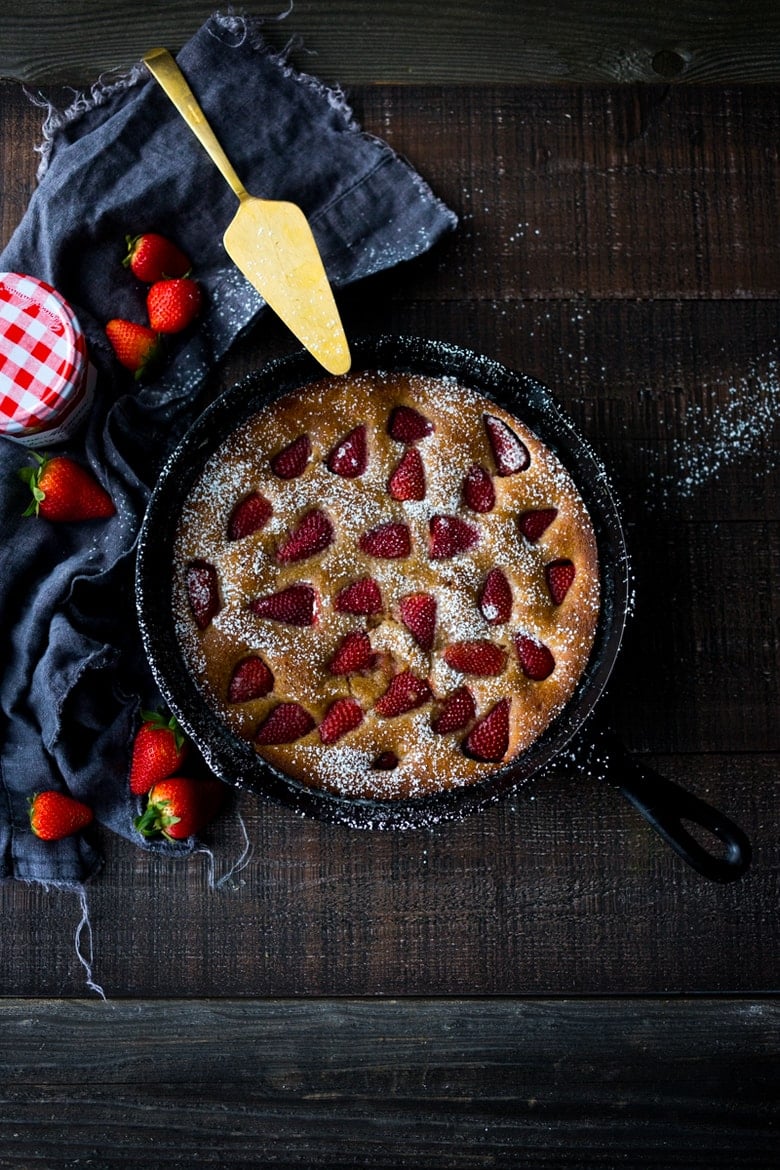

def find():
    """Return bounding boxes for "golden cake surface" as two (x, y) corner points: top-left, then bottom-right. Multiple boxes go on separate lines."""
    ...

(172, 370), (600, 799)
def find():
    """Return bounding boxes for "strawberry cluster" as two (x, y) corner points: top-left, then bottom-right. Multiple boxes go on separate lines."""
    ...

(105, 232), (203, 379)
(130, 710), (225, 841)
(26, 709), (227, 844)
(185, 405), (579, 769)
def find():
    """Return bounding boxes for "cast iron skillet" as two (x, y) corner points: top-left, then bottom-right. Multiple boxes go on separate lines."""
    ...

(136, 335), (751, 882)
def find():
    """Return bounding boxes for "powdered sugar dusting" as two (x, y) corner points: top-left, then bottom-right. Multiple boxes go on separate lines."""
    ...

(172, 369), (601, 799)
(642, 356), (779, 505)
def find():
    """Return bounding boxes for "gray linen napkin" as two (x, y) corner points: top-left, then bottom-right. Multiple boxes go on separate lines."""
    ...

(0, 12), (456, 885)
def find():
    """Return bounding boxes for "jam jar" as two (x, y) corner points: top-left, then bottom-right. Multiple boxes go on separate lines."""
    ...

(0, 272), (95, 447)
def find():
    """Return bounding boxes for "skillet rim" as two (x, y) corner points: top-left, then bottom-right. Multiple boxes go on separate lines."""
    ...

(135, 334), (631, 829)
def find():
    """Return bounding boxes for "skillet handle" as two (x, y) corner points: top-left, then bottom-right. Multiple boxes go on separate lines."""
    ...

(593, 726), (752, 882)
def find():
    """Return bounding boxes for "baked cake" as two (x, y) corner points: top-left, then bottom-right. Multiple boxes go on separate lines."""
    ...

(172, 370), (600, 800)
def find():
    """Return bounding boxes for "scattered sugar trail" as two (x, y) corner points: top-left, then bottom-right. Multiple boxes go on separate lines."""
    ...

(642, 356), (779, 507)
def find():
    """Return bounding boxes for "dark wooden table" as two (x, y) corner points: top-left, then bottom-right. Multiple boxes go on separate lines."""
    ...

(0, 4), (777, 1167)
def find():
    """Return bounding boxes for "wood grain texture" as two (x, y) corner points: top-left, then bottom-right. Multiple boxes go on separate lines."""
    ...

(0, 754), (776, 998)
(0, 998), (776, 1168)
(2, 0), (780, 85)
(3, 83), (780, 300)
(352, 85), (780, 300)
(0, 79), (777, 1005)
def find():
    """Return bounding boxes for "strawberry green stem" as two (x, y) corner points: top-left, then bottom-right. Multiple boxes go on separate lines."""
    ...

(139, 709), (186, 752)
(134, 798), (181, 839)
(18, 452), (49, 517)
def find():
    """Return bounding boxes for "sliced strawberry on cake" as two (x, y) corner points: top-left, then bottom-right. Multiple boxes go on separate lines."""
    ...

(334, 576), (383, 615)
(428, 515), (479, 560)
(388, 405), (434, 442)
(185, 560), (221, 630)
(478, 568), (512, 625)
(375, 671), (432, 717)
(328, 630), (375, 675)
(545, 559), (576, 605)
(227, 492), (273, 541)
(326, 424), (368, 478)
(399, 592), (437, 652)
(484, 414), (530, 475)
(228, 656), (275, 702)
(271, 433), (312, 479)
(515, 633), (555, 681)
(431, 686), (476, 735)
(462, 464), (495, 513)
(359, 522), (411, 559)
(388, 448), (426, 501)
(319, 697), (364, 744)
(255, 702), (316, 745)
(276, 509), (333, 564)
(443, 640), (507, 677)
(250, 583), (318, 626)
(463, 698), (511, 762)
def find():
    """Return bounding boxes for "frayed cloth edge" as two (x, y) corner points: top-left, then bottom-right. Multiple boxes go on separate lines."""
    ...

(193, 806), (252, 890)
(75, 884), (107, 999)
(27, 6), (298, 182)
(27, 63), (150, 182)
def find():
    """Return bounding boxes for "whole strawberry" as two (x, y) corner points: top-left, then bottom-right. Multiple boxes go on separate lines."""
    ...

(129, 710), (188, 797)
(124, 232), (191, 282)
(105, 318), (162, 378)
(147, 278), (202, 333)
(29, 791), (93, 840)
(134, 776), (226, 841)
(19, 453), (115, 521)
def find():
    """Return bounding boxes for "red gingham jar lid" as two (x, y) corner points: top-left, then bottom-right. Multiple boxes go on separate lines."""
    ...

(0, 272), (88, 439)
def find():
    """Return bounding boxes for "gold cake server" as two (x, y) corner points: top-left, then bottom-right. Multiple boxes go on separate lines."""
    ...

(143, 47), (351, 375)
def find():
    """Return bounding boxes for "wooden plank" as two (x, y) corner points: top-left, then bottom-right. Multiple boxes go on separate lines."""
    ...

(0, 79), (776, 1005)
(350, 84), (780, 301)
(0, 83), (40, 246)
(2, 0), (780, 85)
(0, 998), (776, 1168)
(2, 75), (779, 996)
(3, 82), (780, 301)
(0, 754), (775, 998)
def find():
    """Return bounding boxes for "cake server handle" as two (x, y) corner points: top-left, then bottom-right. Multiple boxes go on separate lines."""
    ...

(144, 46), (248, 200)
(592, 725), (751, 882)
